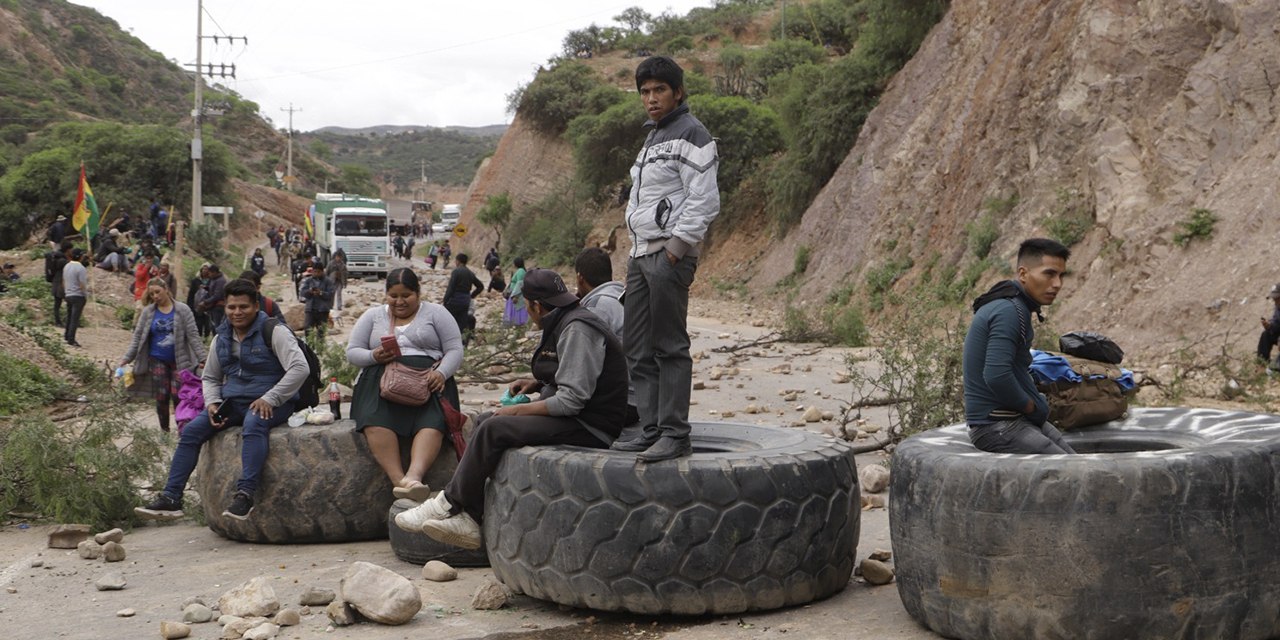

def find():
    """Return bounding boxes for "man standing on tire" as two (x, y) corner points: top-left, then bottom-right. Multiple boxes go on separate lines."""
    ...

(612, 55), (720, 462)
(964, 238), (1077, 455)
(136, 278), (309, 522)
(395, 269), (628, 549)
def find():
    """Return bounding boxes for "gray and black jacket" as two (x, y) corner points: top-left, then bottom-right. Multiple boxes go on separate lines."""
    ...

(625, 103), (720, 260)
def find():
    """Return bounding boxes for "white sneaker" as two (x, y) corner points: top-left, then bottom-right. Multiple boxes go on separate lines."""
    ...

(394, 492), (452, 532)
(420, 510), (482, 550)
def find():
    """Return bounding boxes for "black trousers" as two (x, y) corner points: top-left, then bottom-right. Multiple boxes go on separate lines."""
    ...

(444, 412), (605, 523)
(52, 293), (64, 325)
(444, 302), (473, 345)
(64, 295), (86, 344)
(1258, 327), (1280, 363)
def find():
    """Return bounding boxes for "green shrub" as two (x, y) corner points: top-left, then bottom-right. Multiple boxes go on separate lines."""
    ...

(665, 35), (695, 54)
(513, 62), (605, 134)
(1173, 208), (1219, 247)
(750, 39), (827, 85)
(794, 244), (812, 274)
(965, 214), (998, 259)
(184, 219), (227, 262)
(685, 94), (783, 193)
(566, 102), (647, 195)
(306, 330), (358, 386)
(1043, 214), (1090, 247)
(504, 183), (594, 267)
(0, 351), (62, 415)
(780, 301), (868, 347)
(115, 305), (134, 330)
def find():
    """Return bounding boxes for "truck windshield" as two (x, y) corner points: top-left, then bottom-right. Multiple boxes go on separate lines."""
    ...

(334, 216), (387, 237)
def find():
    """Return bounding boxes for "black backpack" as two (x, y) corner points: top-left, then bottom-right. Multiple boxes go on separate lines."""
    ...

(263, 319), (324, 409)
(44, 250), (58, 282)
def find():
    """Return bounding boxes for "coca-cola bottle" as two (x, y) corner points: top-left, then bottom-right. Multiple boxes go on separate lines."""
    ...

(328, 378), (342, 420)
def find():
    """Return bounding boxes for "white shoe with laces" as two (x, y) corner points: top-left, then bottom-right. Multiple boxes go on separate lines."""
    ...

(394, 491), (452, 532)
(420, 509), (482, 550)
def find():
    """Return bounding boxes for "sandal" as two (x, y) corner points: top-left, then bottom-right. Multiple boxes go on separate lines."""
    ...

(392, 481), (432, 503)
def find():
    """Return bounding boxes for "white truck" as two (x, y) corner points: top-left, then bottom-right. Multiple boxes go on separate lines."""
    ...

(440, 204), (462, 231)
(311, 193), (391, 276)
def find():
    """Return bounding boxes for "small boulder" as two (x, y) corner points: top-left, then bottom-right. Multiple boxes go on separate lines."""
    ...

(183, 603), (214, 623)
(821, 411), (835, 421)
(95, 572), (126, 591)
(708, 367), (724, 381)
(47, 524), (90, 549)
(860, 559), (895, 586)
(221, 618), (256, 639)
(242, 622), (280, 640)
(182, 596), (206, 609)
(216, 615), (242, 626)
(862, 422), (882, 434)
(340, 561), (421, 625)
(219, 577), (280, 618)
(298, 606), (311, 616)
(326, 601), (357, 626)
(859, 465), (890, 494)
(471, 580), (508, 610)
(421, 560), (457, 582)
(745, 404), (758, 414)
(77, 540), (102, 559)
(869, 549), (893, 562)
(274, 608), (300, 626)
(116, 609), (136, 617)
(802, 406), (823, 423)
(94, 528), (125, 545)
(297, 586), (335, 606)
(160, 621), (192, 639)
(862, 494), (887, 509)
(102, 541), (127, 562)
(782, 391), (798, 402)
(29, 558), (43, 568)
(692, 379), (706, 390)
(721, 410), (736, 418)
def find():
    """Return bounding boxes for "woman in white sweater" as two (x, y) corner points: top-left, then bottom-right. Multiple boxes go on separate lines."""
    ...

(347, 268), (464, 501)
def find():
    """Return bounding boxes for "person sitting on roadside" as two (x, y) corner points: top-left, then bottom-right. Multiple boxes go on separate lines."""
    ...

(964, 238), (1077, 455)
(299, 265), (335, 337)
(238, 270), (288, 326)
(95, 229), (129, 272)
(120, 279), (207, 433)
(135, 278), (309, 521)
(3, 262), (18, 283)
(1256, 281), (1280, 371)
(575, 247), (638, 426)
(487, 266), (506, 296)
(395, 269), (628, 549)
(346, 267), (464, 502)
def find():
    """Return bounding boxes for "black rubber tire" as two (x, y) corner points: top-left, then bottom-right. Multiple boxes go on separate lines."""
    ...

(483, 422), (860, 615)
(388, 499), (490, 567)
(196, 421), (459, 543)
(890, 407), (1280, 640)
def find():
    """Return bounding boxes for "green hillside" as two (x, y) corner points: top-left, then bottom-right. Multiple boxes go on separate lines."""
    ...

(298, 127), (502, 188)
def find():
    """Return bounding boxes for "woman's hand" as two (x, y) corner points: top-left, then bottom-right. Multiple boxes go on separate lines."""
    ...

(427, 370), (446, 393)
(372, 347), (395, 364)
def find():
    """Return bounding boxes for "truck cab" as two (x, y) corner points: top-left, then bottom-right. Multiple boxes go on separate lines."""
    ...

(313, 194), (390, 276)
(440, 204), (462, 231)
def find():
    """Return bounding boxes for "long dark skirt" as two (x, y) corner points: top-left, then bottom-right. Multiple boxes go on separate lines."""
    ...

(351, 355), (460, 438)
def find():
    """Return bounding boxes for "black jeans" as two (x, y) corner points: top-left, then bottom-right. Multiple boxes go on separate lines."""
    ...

(625, 252), (697, 440)
(969, 417), (1077, 454)
(443, 412), (605, 523)
(1258, 327), (1280, 365)
(53, 294), (64, 325)
(444, 302), (472, 345)
(64, 295), (86, 344)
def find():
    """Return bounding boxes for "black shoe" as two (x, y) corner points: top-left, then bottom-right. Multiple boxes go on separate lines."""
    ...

(67, 340), (82, 348)
(637, 436), (692, 462)
(222, 491), (254, 521)
(135, 495), (184, 520)
(611, 433), (660, 452)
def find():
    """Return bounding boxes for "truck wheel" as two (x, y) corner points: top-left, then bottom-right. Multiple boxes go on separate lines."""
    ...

(891, 408), (1280, 640)
(484, 423), (859, 615)
(388, 499), (490, 567)
(196, 422), (459, 543)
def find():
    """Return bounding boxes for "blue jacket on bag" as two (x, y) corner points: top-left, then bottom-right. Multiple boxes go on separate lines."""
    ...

(215, 312), (293, 402)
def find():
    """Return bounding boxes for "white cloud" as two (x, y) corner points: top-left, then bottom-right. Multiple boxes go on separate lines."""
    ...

(70, 0), (715, 129)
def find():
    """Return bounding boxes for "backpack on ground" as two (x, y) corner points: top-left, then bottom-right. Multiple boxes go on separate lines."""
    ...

(263, 319), (324, 409)
(1034, 351), (1133, 430)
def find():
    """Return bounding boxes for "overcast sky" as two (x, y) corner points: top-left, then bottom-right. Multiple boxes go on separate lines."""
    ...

(70, 1), (713, 131)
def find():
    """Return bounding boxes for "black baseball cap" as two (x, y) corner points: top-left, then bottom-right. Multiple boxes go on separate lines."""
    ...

(522, 269), (578, 307)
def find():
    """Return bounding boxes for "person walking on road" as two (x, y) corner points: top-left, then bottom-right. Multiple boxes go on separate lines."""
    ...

(120, 279), (207, 432)
(299, 265), (336, 337)
(442, 254), (484, 344)
(613, 56), (721, 462)
(503, 257), (528, 327)
(326, 249), (349, 311)
(62, 248), (90, 347)
(47, 241), (73, 328)
(200, 265), (228, 330)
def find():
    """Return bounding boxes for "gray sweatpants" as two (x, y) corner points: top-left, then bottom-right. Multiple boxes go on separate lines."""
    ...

(625, 251), (698, 440)
(969, 416), (1077, 454)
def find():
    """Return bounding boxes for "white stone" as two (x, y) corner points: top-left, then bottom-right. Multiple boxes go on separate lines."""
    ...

(218, 577), (280, 618)
(339, 561), (421, 625)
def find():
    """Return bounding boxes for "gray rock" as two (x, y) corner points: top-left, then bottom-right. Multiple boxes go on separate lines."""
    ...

(160, 620), (192, 639)
(183, 603), (214, 623)
(273, 608), (300, 627)
(95, 572), (127, 591)
(860, 558), (895, 586)
(869, 548), (893, 562)
(325, 601), (357, 626)
(94, 528), (124, 545)
(421, 560), (457, 582)
(297, 586), (335, 606)
(859, 464), (890, 494)
(5, 587), (15, 594)
(802, 406), (823, 423)
(298, 606), (311, 616)
(116, 608), (136, 617)
(101, 541), (127, 562)
(340, 561), (421, 625)
(29, 559), (43, 568)
(47, 524), (90, 549)
(471, 580), (508, 610)
(182, 596), (206, 609)
(77, 540), (102, 559)
(219, 577), (280, 618)
(220, 618), (256, 639)
(216, 615), (242, 626)
(242, 622), (280, 640)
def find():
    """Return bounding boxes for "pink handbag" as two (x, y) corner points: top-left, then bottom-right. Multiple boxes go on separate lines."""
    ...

(378, 309), (435, 406)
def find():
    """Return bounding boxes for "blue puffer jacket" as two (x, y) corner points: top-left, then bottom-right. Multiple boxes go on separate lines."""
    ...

(215, 311), (290, 402)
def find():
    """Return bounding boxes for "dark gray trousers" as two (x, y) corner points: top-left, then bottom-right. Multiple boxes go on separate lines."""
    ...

(624, 251), (697, 440)
(969, 416), (1077, 454)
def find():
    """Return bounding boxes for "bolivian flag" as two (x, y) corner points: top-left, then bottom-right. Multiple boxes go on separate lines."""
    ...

(304, 204), (314, 236)
(71, 164), (101, 239)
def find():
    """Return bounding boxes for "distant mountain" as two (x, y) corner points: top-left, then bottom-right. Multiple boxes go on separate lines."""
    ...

(311, 124), (509, 138)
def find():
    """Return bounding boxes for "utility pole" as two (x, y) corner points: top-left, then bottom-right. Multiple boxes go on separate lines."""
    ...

(781, 0), (786, 41)
(280, 104), (302, 191)
(189, 0), (245, 224)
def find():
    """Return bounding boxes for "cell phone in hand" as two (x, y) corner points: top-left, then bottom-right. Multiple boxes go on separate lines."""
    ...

(380, 335), (402, 358)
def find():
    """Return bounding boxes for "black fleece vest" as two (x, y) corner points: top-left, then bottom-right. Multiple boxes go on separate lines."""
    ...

(530, 306), (628, 439)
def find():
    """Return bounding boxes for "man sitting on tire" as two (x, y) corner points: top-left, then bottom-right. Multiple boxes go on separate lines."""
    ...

(964, 238), (1078, 455)
(136, 278), (310, 521)
(395, 269), (628, 549)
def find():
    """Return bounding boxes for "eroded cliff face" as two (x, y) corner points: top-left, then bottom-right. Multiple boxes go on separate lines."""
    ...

(759, 0), (1280, 358)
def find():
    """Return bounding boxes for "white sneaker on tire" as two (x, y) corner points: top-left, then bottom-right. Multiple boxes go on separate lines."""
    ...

(420, 511), (482, 550)
(393, 492), (452, 532)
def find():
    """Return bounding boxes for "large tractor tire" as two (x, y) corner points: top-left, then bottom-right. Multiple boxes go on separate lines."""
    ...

(891, 407), (1280, 640)
(196, 421), (459, 543)
(484, 423), (859, 615)
(388, 499), (490, 567)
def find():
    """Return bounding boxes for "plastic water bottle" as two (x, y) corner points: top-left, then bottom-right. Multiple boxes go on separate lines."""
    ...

(328, 378), (342, 420)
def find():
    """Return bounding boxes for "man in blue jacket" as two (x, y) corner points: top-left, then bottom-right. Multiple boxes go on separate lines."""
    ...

(613, 56), (720, 462)
(964, 238), (1077, 454)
